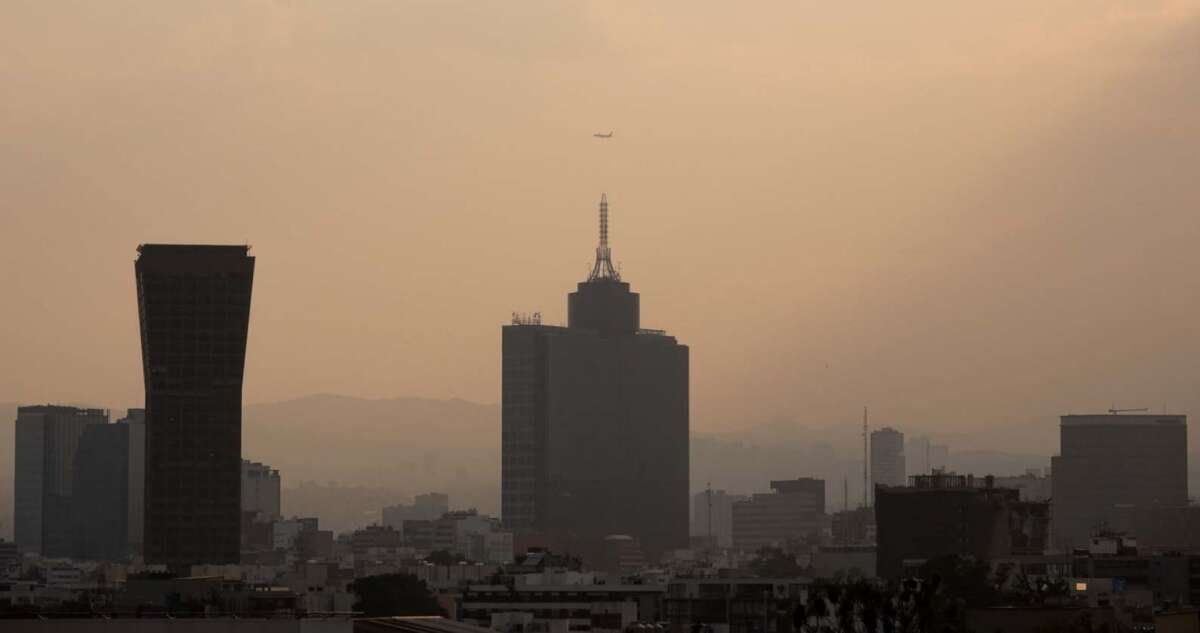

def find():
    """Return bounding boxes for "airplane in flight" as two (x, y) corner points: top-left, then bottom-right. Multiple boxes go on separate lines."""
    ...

(593, 131), (614, 138)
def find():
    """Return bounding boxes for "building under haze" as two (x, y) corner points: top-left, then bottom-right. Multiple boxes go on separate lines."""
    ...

(71, 421), (129, 561)
(501, 194), (689, 563)
(241, 460), (281, 522)
(136, 244), (255, 567)
(382, 492), (450, 532)
(905, 435), (949, 476)
(731, 478), (825, 552)
(876, 472), (1049, 579)
(691, 489), (745, 549)
(118, 408), (146, 555)
(1051, 413), (1187, 551)
(13, 405), (109, 555)
(870, 427), (905, 500)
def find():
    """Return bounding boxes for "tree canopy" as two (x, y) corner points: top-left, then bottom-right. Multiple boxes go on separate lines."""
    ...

(350, 573), (444, 617)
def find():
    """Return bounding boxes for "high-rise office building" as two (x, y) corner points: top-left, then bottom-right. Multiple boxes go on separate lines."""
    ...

(117, 408), (146, 555)
(501, 194), (689, 562)
(1051, 413), (1187, 550)
(13, 405), (108, 555)
(136, 244), (255, 567)
(870, 427), (906, 500)
(71, 422), (129, 560)
(241, 460), (281, 522)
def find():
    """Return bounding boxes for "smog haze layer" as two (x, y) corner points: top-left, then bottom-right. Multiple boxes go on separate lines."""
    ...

(3, 1), (1200, 448)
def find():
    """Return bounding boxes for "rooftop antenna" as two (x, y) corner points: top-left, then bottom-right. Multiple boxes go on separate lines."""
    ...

(587, 193), (620, 282)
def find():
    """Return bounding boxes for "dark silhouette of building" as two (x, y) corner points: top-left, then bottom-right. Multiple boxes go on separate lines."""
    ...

(241, 459), (281, 522)
(118, 408), (146, 555)
(830, 506), (876, 546)
(1051, 413), (1188, 551)
(383, 492), (450, 530)
(1110, 505), (1200, 552)
(501, 194), (689, 562)
(136, 244), (255, 567)
(875, 472), (1049, 579)
(691, 488), (746, 549)
(870, 427), (906, 498)
(663, 578), (807, 633)
(71, 422), (129, 560)
(13, 405), (108, 555)
(731, 478), (825, 552)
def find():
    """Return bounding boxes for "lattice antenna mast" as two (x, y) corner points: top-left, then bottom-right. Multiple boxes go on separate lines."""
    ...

(588, 193), (620, 281)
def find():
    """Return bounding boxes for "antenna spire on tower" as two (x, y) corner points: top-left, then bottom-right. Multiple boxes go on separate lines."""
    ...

(588, 193), (620, 282)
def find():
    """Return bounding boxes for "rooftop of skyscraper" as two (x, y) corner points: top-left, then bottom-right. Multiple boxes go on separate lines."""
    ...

(1061, 413), (1185, 427)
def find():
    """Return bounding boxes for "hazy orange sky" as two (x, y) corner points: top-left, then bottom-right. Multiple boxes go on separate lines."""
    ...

(3, 1), (1199, 443)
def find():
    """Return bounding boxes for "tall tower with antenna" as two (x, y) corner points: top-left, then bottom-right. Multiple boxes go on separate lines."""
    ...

(569, 193), (639, 335)
(502, 193), (689, 564)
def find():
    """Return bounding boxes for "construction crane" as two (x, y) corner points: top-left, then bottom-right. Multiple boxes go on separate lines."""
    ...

(1108, 407), (1148, 415)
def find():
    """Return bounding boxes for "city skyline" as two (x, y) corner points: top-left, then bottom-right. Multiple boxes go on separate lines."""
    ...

(6, 4), (1200, 626)
(3, 3), (1200, 444)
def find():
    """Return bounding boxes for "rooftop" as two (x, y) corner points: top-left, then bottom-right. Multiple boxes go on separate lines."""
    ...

(1061, 414), (1186, 427)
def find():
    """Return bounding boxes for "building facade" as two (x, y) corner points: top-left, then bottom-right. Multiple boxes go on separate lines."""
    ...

(462, 582), (664, 633)
(830, 506), (876, 546)
(691, 489), (746, 549)
(875, 472), (1049, 579)
(731, 478), (825, 552)
(1051, 413), (1188, 551)
(664, 578), (809, 633)
(136, 244), (255, 567)
(382, 492), (449, 531)
(13, 405), (109, 555)
(501, 195), (689, 562)
(241, 460), (281, 522)
(118, 408), (146, 555)
(71, 422), (129, 560)
(870, 427), (906, 498)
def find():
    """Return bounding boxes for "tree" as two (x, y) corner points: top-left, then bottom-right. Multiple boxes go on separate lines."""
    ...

(748, 547), (804, 578)
(350, 573), (444, 617)
(918, 554), (998, 608)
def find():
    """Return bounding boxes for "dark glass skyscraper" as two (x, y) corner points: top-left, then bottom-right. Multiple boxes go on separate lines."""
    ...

(502, 195), (689, 562)
(1051, 413), (1187, 550)
(136, 244), (254, 567)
